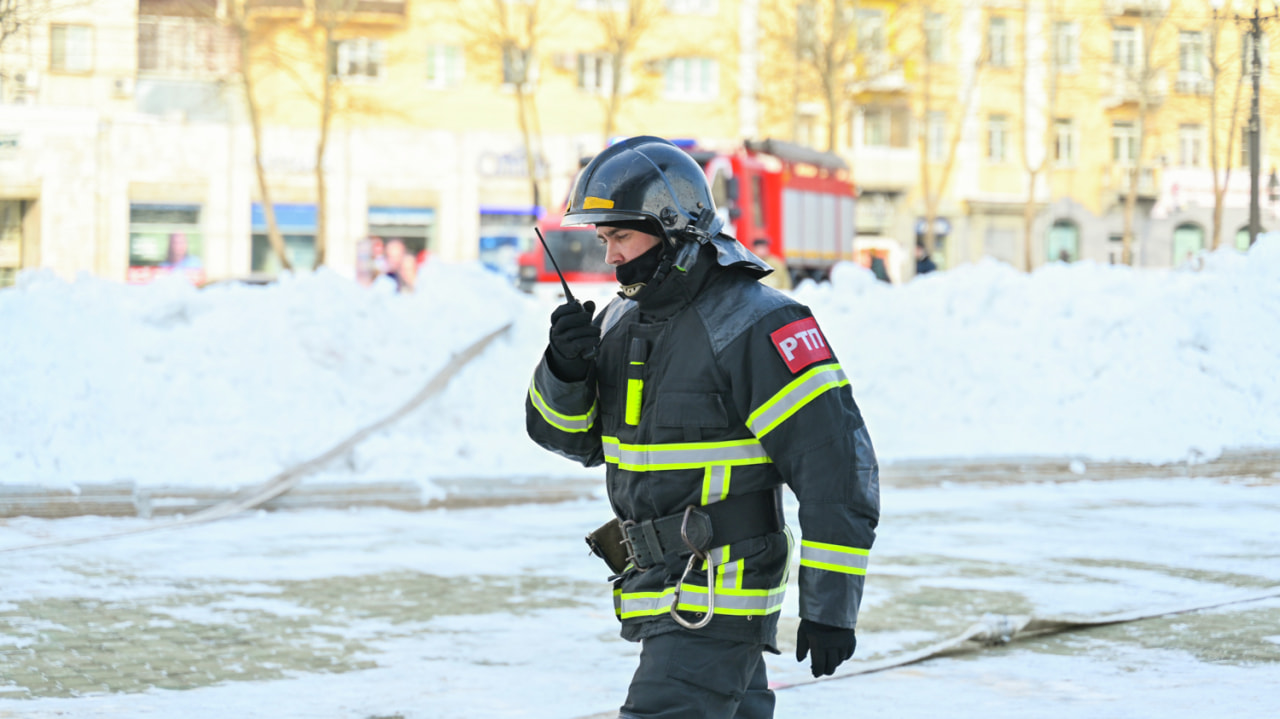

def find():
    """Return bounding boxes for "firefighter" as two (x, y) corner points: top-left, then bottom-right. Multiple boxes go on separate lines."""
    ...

(525, 136), (879, 718)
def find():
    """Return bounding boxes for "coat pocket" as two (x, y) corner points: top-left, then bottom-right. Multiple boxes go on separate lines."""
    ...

(652, 392), (729, 442)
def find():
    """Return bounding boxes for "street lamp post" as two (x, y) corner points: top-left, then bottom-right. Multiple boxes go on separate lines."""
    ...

(1216, 0), (1280, 246)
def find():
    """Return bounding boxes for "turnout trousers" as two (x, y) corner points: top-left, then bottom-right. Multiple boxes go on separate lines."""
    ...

(619, 630), (775, 719)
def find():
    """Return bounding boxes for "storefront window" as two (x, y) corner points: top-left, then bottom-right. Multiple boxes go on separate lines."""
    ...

(0, 200), (25, 287)
(251, 203), (316, 275)
(480, 206), (539, 280)
(358, 206), (435, 286)
(1172, 222), (1205, 265)
(128, 203), (206, 284)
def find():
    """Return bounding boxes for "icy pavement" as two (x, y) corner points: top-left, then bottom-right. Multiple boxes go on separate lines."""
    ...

(1, 474), (1278, 718)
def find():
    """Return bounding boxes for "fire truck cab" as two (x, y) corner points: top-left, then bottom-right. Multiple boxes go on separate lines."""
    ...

(516, 138), (856, 291)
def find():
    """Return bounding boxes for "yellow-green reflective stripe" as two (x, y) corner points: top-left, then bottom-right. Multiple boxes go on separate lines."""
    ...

(529, 381), (597, 433)
(746, 363), (849, 438)
(602, 437), (771, 472)
(625, 378), (643, 425)
(615, 583), (787, 619)
(799, 540), (869, 575)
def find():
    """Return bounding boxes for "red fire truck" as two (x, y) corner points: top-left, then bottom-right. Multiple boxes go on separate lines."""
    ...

(516, 138), (857, 291)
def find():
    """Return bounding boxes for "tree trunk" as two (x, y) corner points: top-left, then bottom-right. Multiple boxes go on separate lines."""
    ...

(239, 22), (291, 271)
(1024, 170), (1038, 270)
(314, 23), (336, 269)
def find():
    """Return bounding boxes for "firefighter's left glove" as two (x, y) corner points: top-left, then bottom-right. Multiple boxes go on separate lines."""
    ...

(796, 619), (856, 678)
(547, 299), (599, 382)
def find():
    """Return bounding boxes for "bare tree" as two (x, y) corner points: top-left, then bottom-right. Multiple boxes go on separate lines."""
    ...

(1116, 2), (1171, 266)
(1020, 0), (1063, 271)
(592, 0), (665, 144)
(311, 0), (362, 269)
(916, 2), (983, 258)
(1207, 4), (1246, 250)
(457, 0), (553, 211)
(224, 0), (292, 271)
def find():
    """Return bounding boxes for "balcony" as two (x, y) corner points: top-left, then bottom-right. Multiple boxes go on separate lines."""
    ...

(1105, 0), (1170, 16)
(1103, 65), (1167, 108)
(1174, 72), (1212, 96)
(850, 145), (918, 192)
(1104, 165), (1160, 200)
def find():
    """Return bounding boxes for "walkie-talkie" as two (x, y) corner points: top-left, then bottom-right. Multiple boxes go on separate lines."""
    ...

(535, 227), (598, 361)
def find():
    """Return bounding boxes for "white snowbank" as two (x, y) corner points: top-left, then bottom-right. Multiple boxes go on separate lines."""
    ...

(2, 238), (1278, 490)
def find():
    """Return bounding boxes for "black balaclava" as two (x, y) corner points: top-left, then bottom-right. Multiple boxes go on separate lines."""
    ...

(599, 219), (669, 299)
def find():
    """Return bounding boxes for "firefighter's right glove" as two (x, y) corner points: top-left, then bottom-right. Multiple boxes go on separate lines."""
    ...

(796, 619), (857, 678)
(547, 299), (599, 382)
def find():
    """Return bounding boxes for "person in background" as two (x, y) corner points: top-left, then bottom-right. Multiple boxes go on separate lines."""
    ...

(382, 237), (417, 293)
(752, 237), (792, 291)
(162, 232), (202, 270)
(914, 243), (937, 276)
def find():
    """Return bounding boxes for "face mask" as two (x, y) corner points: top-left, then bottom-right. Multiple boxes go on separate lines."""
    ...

(616, 241), (666, 298)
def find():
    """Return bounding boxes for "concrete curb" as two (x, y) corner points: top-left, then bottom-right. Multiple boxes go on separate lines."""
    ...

(3, 448), (1276, 520)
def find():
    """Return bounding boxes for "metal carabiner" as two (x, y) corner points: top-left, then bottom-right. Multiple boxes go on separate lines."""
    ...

(670, 506), (716, 630)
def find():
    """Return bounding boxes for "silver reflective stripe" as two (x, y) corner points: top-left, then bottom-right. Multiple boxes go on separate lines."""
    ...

(746, 363), (849, 438)
(529, 380), (597, 433)
(799, 540), (869, 575)
(602, 437), (770, 471)
(702, 465), (729, 504)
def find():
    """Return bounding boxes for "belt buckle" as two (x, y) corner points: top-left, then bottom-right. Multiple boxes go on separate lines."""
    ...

(619, 519), (651, 570)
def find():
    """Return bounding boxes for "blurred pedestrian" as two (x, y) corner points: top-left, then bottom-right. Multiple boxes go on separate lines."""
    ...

(752, 237), (792, 291)
(381, 237), (417, 293)
(161, 232), (202, 270)
(915, 244), (937, 276)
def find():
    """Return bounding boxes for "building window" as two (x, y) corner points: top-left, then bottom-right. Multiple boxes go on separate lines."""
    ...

(1052, 21), (1079, 70)
(862, 106), (909, 148)
(50, 24), (93, 73)
(987, 114), (1008, 162)
(127, 204), (206, 285)
(332, 38), (384, 81)
(1178, 31), (1206, 77)
(927, 111), (947, 163)
(663, 57), (717, 100)
(577, 52), (618, 94)
(1112, 120), (1139, 165)
(1054, 118), (1076, 166)
(425, 44), (465, 88)
(1179, 124), (1205, 167)
(857, 9), (886, 54)
(987, 16), (1009, 67)
(503, 45), (536, 87)
(666, 0), (716, 13)
(925, 12), (949, 63)
(138, 17), (239, 77)
(1112, 25), (1138, 68)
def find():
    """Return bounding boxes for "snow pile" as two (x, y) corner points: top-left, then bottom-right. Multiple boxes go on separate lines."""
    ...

(0, 264), (521, 488)
(803, 240), (1280, 462)
(1, 239), (1278, 490)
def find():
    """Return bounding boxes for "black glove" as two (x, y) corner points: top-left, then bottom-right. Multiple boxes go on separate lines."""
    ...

(546, 300), (599, 382)
(796, 619), (856, 678)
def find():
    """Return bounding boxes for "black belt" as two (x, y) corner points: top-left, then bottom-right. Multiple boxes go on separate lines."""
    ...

(620, 488), (784, 570)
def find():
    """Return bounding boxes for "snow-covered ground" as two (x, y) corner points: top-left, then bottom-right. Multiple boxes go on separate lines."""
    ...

(3, 239), (1279, 491)
(1, 476), (1277, 717)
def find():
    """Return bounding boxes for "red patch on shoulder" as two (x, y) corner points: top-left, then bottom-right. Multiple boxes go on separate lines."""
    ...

(770, 317), (832, 373)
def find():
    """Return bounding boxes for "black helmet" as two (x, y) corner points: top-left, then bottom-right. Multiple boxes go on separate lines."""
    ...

(563, 136), (716, 243)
